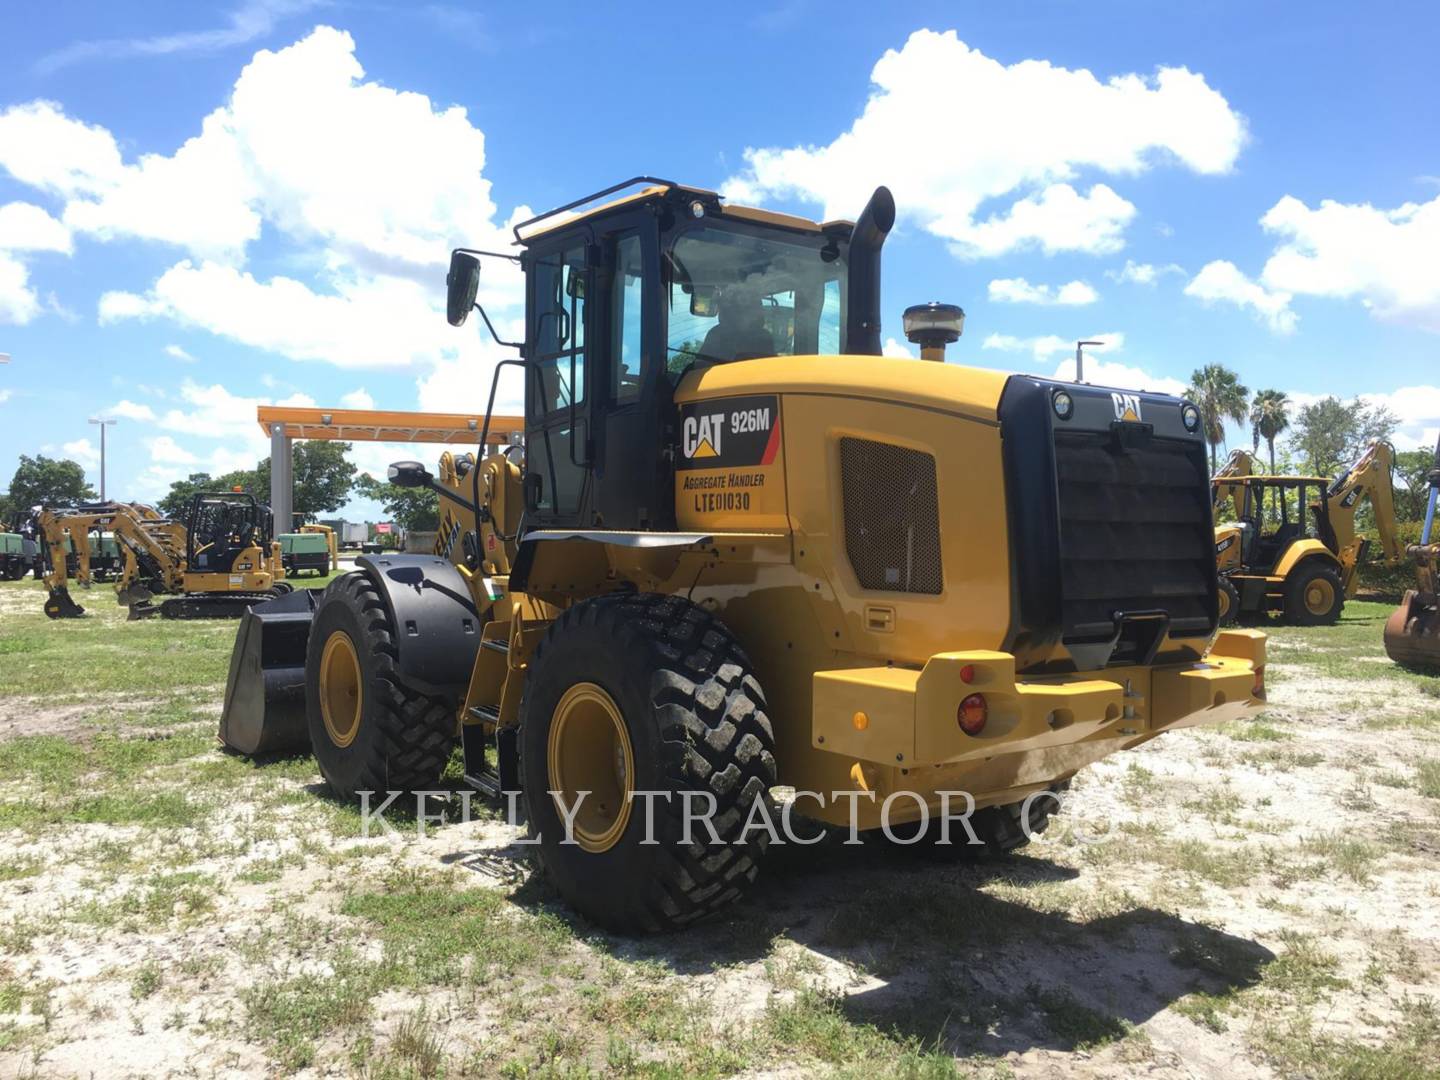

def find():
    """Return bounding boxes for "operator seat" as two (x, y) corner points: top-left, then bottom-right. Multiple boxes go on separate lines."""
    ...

(700, 292), (776, 362)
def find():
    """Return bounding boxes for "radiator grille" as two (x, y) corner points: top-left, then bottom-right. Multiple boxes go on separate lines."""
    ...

(1053, 430), (1214, 650)
(840, 438), (942, 594)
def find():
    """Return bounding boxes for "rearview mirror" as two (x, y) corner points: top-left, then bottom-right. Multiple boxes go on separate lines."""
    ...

(690, 285), (718, 318)
(387, 461), (434, 489)
(446, 251), (480, 327)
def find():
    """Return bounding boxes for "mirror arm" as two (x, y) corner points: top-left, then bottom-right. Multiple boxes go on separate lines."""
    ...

(424, 478), (479, 518)
(475, 301), (523, 351)
(453, 246), (521, 264)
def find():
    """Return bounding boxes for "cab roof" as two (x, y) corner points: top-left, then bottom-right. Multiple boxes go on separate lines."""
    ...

(512, 176), (853, 245)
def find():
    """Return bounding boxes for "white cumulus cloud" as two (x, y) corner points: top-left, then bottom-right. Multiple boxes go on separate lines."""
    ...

(110, 399), (158, 422)
(165, 344), (196, 362)
(1185, 260), (1297, 334)
(0, 253), (41, 324)
(1258, 193), (1440, 332)
(1106, 259), (1184, 285)
(2, 26), (525, 382)
(722, 29), (1245, 258)
(0, 202), (72, 253)
(339, 388), (375, 410)
(982, 330), (1125, 362)
(988, 277), (1098, 306)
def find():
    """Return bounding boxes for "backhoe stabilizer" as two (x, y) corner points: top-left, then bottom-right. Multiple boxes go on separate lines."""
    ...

(43, 587), (85, 619)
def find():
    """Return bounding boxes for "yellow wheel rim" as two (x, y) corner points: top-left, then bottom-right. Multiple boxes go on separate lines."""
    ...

(1218, 585), (1231, 620)
(546, 682), (635, 853)
(1304, 577), (1336, 617)
(319, 631), (363, 748)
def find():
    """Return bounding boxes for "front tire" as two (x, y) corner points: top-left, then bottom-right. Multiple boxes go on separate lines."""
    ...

(1217, 576), (1240, 627)
(1284, 561), (1344, 625)
(519, 593), (777, 933)
(889, 782), (1070, 860)
(304, 572), (456, 800)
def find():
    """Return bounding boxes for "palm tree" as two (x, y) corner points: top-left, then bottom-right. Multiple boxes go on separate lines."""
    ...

(1187, 364), (1249, 472)
(1249, 389), (1291, 473)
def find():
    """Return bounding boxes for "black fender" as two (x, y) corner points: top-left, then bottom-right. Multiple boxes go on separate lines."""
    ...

(509, 530), (713, 593)
(355, 554), (481, 701)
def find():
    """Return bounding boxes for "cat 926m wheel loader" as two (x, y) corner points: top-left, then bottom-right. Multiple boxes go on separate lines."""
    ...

(221, 178), (1267, 932)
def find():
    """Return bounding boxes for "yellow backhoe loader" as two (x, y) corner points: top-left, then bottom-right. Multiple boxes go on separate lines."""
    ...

(41, 492), (289, 619)
(1212, 441), (1404, 625)
(1384, 434), (1440, 668)
(221, 178), (1266, 932)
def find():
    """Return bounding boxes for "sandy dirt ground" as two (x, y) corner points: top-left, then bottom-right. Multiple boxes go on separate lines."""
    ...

(1, 586), (1437, 1077)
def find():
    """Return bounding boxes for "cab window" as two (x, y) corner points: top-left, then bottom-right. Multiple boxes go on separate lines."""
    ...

(611, 234), (644, 404)
(530, 245), (587, 417)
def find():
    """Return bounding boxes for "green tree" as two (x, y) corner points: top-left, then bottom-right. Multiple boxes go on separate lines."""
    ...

(1187, 364), (1249, 472)
(1248, 389), (1290, 473)
(1292, 396), (1399, 477)
(158, 469), (260, 518)
(355, 473), (438, 531)
(1393, 446), (1440, 522)
(255, 441), (357, 519)
(157, 442), (355, 523)
(3, 454), (98, 520)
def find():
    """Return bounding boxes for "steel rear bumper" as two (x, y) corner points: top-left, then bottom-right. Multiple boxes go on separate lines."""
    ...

(812, 629), (1266, 767)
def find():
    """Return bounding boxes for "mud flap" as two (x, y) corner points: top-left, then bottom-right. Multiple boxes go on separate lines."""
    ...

(218, 588), (319, 755)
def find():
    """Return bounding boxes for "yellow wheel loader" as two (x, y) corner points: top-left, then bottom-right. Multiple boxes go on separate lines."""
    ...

(222, 178), (1267, 932)
(1384, 434), (1440, 669)
(40, 492), (289, 619)
(1212, 441), (1403, 625)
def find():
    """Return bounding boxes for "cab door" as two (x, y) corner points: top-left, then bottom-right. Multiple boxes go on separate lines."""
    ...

(524, 241), (593, 524)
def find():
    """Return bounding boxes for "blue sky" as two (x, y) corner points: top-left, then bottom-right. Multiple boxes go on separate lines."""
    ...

(2, 0), (1437, 518)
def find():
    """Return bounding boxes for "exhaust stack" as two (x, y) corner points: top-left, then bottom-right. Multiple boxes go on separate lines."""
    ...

(846, 186), (896, 356)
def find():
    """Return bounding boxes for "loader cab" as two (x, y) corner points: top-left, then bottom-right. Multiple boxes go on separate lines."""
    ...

(461, 180), (858, 532)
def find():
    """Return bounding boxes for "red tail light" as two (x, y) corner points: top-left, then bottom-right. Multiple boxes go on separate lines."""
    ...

(958, 693), (987, 735)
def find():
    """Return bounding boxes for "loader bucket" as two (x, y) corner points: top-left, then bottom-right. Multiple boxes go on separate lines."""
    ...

(218, 588), (318, 755)
(1384, 590), (1440, 671)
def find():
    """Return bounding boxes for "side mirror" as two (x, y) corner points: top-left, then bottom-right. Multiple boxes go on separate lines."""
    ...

(387, 461), (434, 489)
(446, 251), (480, 327)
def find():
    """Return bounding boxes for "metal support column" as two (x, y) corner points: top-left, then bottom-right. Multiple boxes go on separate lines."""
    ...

(269, 422), (293, 535)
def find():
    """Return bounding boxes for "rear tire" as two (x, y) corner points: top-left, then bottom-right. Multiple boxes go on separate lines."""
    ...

(304, 572), (456, 801)
(1283, 561), (1344, 625)
(519, 593), (777, 933)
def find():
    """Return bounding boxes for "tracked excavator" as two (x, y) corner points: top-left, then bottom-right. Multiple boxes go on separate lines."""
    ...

(1384, 434), (1440, 669)
(220, 178), (1267, 932)
(40, 492), (289, 619)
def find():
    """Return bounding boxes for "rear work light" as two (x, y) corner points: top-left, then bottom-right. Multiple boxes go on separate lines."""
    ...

(958, 693), (987, 736)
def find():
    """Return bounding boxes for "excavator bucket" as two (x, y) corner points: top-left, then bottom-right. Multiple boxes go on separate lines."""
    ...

(1384, 590), (1440, 670)
(218, 588), (318, 755)
(43, 587), (85, 619)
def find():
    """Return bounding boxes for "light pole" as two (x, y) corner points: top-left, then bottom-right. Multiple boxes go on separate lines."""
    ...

(1075, 340), (1103, 383)
(88, 417), (117, 501)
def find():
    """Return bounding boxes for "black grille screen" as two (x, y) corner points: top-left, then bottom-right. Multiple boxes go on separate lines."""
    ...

(1053, 431), (1213, 646)
(840, 437), (942, 594)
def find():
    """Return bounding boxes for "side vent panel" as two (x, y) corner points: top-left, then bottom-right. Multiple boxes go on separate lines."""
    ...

(839, 437), (943, 595)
